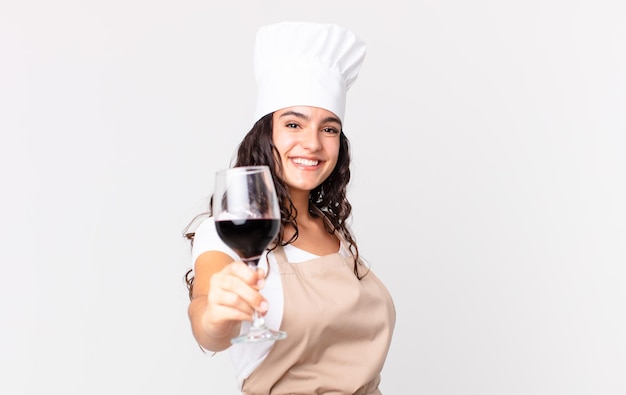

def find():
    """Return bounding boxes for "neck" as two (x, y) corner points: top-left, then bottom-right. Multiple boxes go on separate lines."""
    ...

(289, 189), (313, 220)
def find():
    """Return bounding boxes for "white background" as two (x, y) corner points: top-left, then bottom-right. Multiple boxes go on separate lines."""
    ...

(1, 1), (625, 394)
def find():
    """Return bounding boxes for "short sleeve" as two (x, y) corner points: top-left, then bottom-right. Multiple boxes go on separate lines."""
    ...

(191, 217), (239, 264)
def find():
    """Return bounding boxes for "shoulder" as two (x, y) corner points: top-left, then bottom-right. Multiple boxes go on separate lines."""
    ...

(194, 216), (216, 234)
(191, 217), (239, 263)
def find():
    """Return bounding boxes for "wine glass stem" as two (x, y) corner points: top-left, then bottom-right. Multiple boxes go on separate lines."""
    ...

(251, 311), (266, 329)
(244, 257), (267, 329)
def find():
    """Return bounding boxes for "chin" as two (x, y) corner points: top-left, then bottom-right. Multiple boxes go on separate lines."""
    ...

(287, 180), (322, 193)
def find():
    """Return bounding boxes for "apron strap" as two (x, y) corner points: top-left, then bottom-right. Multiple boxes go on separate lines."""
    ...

(272, 244), (288, 264)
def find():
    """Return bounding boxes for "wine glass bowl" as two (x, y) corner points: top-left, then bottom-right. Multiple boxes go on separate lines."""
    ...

(213, 166), (287, 343)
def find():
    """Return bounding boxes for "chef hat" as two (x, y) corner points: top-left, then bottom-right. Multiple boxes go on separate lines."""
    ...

(253, 21), (366, 123)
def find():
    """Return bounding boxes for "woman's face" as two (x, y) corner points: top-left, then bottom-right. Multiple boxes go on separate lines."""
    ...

(272, 106), (342, 194)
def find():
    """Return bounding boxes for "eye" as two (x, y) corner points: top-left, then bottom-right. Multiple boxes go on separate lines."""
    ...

(322, 127), (340, 134)
(285, 122), (299, 129)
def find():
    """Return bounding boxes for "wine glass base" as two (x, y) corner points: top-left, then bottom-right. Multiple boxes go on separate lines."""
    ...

(231, 327), (287, 344)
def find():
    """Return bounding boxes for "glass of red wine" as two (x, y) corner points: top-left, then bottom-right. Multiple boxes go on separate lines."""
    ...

(213, 165), (287, 343)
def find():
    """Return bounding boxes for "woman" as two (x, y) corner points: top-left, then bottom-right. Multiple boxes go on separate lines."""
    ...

(184, 21), (396, 394)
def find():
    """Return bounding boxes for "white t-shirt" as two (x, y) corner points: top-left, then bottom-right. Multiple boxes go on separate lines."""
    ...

(191, 217), (350, 389)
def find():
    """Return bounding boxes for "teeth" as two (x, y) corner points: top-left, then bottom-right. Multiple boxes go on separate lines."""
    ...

(293, 158), (319, 166)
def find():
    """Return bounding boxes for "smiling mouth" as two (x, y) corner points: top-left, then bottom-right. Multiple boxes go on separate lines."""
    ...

(292, 158), (320, 166)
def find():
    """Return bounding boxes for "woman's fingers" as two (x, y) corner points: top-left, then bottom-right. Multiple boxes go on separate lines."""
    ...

(225, 262), (266, 288)
(208, 262), (268, 320)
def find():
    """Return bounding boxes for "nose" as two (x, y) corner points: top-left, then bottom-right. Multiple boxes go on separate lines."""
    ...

(299, 128), (322, 151)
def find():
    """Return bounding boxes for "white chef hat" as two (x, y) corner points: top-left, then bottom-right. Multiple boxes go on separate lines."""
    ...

(253, 21), (366, 124)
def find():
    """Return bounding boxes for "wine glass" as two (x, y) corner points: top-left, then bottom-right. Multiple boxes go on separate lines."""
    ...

(212, 165), (287, 343)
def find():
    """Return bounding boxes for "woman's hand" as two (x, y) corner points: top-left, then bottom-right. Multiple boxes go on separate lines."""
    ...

(203, 261), (268, 333)
(188, 251), (267, 351)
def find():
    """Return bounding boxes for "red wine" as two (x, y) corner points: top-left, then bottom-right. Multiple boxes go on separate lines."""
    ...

(215, 218), (280, 262)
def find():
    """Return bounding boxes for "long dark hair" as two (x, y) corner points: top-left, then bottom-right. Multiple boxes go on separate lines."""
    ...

(183, 113), (364, 299)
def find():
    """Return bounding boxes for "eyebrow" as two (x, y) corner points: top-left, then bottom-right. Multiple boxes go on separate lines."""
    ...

(278, 110), (342, 126)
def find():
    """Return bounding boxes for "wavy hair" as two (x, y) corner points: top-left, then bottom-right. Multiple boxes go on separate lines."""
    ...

(183, 113), (364, 299)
